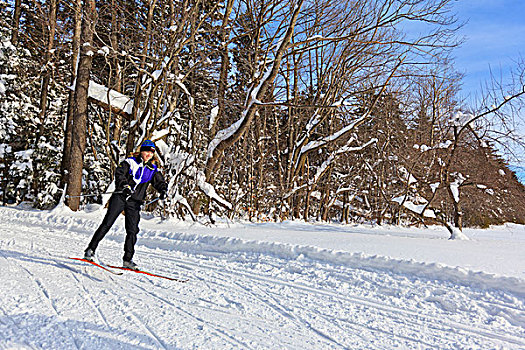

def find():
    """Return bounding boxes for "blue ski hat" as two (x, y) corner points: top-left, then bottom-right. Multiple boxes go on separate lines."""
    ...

(140, 139), (156, 153)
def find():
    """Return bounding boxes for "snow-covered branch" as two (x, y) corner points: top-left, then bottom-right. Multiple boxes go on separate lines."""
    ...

(292, 115), (367, 177)
(286, 137), (377, 198)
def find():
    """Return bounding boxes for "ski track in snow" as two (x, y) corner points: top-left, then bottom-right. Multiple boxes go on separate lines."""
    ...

(0, 207), (524, 349)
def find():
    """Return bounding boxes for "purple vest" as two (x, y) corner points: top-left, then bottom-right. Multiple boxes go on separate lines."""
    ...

(125, 157), (158, 190)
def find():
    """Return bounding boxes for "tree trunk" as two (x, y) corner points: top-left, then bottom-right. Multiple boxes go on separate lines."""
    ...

(11, 0), (22, 44)
(66, 0), (96, 211)
(61, 0), (82, 187)
(321, 189), (330, 222)
(449, 189), (463, 230)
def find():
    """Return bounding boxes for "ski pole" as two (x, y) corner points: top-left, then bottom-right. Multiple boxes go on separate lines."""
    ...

(65, 191), (122, 199)
(145, 197), (160, 206)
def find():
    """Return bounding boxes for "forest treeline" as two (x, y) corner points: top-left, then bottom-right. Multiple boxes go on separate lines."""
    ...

(1, 0), (525, 235)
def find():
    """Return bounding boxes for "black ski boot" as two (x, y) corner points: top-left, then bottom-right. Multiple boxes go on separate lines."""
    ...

(84, 249), (95, 262)
(123, 260), (139, 270)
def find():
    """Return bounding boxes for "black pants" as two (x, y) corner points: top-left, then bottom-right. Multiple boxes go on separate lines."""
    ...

(87, 194), (141, 262)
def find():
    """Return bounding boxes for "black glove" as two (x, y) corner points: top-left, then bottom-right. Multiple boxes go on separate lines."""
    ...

(159, 190), (167, 200)
(123, 185), (133, 198)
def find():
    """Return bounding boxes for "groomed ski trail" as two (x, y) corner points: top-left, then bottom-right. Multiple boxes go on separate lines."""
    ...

(0, 206), (524, 349)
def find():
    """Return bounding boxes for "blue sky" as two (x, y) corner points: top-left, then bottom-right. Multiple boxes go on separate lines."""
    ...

(451, 1), (525, 167)
(453, 1), (525, 103)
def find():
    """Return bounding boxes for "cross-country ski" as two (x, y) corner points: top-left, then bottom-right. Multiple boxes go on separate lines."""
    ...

(68, 257), (124, 275)
(107, 265), (189, 282)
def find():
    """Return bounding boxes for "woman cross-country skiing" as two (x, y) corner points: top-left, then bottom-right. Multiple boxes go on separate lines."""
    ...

(84, 140), (168, 270)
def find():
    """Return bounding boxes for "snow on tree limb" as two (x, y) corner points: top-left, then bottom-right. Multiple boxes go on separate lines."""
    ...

(292, 115), (368, 177)
(300, 115), (367, 155)
(206, 58), (274, 162)
(71, 80), (135, 118)
(285, 137), (377, 198)
(311, 138), (378, 185)
(196, 171), (232, 210)
(392, 195), (436, 219)
(291, 57), (406, 181)
(207, 110), (247, 161)
(449, 183), (460, 203)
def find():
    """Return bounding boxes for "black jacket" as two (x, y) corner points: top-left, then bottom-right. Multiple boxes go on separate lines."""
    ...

(115, 156), (167, 202)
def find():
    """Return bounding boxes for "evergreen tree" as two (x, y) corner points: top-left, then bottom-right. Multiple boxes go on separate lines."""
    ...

(0, 0), (39, 204)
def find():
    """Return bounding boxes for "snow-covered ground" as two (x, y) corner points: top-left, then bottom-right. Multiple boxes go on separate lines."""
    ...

(1, 205), (524, 349)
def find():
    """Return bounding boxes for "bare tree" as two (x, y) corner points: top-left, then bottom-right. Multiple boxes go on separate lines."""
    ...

(205, 0), (306, 186)
(267, 0), (459, 219)
(391, 59), (525, 237)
